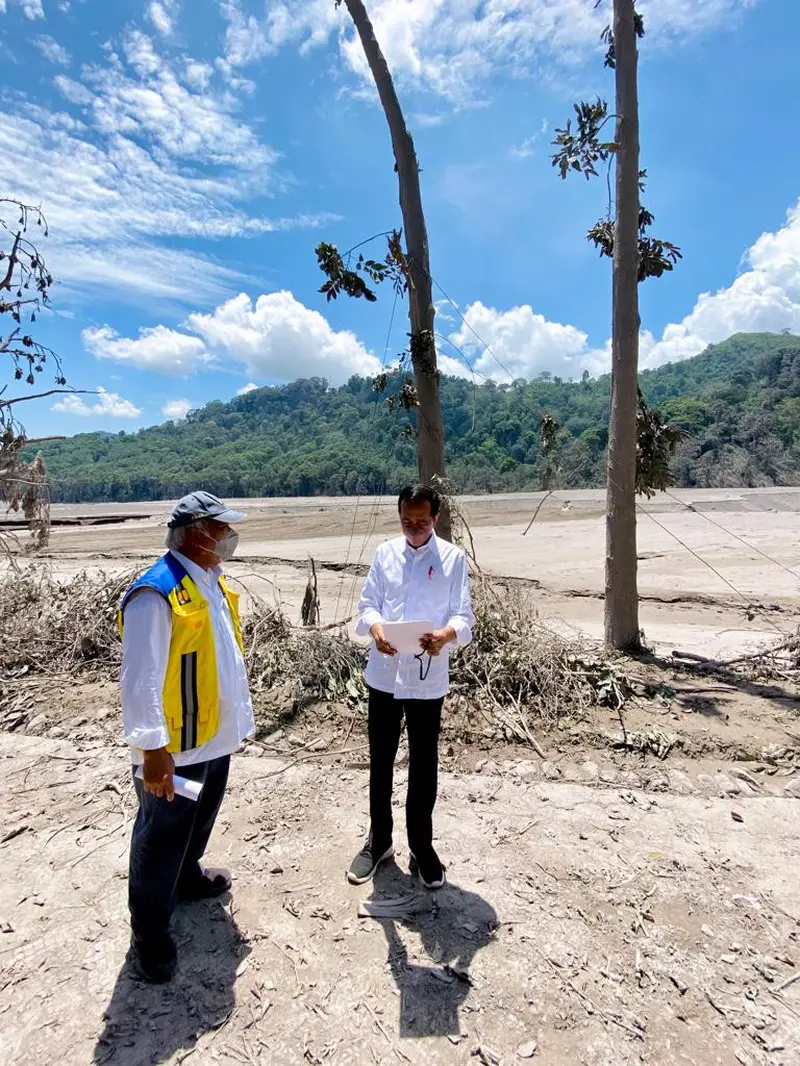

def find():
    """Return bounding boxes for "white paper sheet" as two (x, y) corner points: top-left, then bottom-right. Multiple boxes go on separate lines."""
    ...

(134, 767), (203, 801)
(381, 620), (435, 655)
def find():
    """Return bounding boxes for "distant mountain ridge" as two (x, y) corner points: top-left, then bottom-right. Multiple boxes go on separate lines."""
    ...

(36, 332), (800, 502)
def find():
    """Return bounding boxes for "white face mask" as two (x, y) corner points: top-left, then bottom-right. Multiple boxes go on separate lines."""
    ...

(197, 526), (239, 562)
(214, 529), (239, 561)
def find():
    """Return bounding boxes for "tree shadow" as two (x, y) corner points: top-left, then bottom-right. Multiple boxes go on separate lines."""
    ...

(93, 900), (249, 1066)
(636, 649), (800, 717)
(672, 686), (735, 719)
(371, 860), (498, 1040)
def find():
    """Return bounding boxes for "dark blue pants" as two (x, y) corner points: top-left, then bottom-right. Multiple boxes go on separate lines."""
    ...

(128, 755), (230, 944)
(368, 686), (444, 862)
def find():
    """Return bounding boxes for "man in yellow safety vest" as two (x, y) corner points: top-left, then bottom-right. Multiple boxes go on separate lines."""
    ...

(118, 491), (254, 982)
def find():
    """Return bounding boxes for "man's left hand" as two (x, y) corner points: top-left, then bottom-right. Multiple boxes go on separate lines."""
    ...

(420, 626), (456, 657)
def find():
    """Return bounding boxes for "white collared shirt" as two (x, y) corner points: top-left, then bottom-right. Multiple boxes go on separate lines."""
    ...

(120, 550), (255, 766)
(355, 533), (474, 700)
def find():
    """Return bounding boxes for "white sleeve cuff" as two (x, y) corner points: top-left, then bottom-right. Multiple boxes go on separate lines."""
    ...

(123, 725), (170, 751)
(355, 609), (382, 637)
(448, 615), (473, 647)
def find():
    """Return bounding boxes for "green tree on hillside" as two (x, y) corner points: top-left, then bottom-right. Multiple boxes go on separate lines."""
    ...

(31, 334), (800, 504)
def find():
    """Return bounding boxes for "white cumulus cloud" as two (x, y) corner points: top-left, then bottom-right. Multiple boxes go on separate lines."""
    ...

(147, 0), (178, 36)
(640, 198), (800, 369)
(219, 0), (270, 68)
(80, 28), (275, 169)
(82, 190), (800, 390)
(52, 75), (94, 106)
(0, 0), (44, 19)
(187, 291), (381, 383)
(84, 292), (380, 386)
(240, 0), (758, 102)
(33, 35), (71, 66)
(161, 398), (192, 419)
(52, 387), (142, 418)
(183, 59), (213, 91)
(0, 31), (329, 308)
(237, 382), (259, 395)
(440, 301), (606, 381)
(511, 118), (548, 159)
(83, 324), (212, 374)
(439, 195), (800, 382)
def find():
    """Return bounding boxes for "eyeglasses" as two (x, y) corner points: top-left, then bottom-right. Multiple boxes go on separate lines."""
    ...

(414, 651), (432, 682)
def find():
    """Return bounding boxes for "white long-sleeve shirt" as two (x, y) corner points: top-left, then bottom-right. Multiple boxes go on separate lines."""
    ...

(120, 550), (255, 766)
(355, 533), (474, 700)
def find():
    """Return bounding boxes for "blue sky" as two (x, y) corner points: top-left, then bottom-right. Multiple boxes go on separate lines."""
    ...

(1, 0), (798, 438)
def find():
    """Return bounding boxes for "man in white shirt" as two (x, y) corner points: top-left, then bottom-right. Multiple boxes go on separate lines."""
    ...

(119, 491), (255, 982)
(348, 484), (475, 890)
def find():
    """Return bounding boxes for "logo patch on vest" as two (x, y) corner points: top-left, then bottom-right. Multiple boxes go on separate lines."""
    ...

(176, 587), (191, 605)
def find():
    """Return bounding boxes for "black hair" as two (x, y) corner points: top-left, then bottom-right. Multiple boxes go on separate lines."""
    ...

(397, 484), (441, 517)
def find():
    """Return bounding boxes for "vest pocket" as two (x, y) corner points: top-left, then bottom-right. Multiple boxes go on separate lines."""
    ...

(180, 651), (199, 751)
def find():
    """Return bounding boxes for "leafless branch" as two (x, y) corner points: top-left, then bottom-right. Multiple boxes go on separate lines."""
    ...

(0, 389), (93, 410)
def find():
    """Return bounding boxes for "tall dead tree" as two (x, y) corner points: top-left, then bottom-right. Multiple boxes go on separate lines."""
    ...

(317, 0), (451, 538)
(0, 199), (76, 550)
(552, 0), (682, 650)
(606, 0), (640, 651)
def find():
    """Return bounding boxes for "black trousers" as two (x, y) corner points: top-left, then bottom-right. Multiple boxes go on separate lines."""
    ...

(128, 755), (230, 944)
(368, 686), (444, 861)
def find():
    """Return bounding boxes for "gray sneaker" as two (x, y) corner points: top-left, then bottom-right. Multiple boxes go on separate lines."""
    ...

(347, 839), (394, 885)
(409, 849), (446, 890)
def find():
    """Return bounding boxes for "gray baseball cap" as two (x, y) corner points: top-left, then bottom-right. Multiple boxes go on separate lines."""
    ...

(168, 491), (247, 529)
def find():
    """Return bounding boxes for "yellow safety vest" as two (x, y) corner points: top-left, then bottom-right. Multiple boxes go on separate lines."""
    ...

(118, 553), (244, 754)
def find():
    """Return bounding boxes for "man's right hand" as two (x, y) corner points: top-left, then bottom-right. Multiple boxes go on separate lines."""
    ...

(142, 747), (176, 801)
(370, 622), (397, 656)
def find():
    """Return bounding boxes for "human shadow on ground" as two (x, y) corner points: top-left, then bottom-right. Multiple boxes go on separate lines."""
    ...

(371, 859), (498, 1040)
(93, 898), (249, 1066)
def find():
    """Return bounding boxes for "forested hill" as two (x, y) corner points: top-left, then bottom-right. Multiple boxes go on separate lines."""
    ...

(38, 332), (800, 503)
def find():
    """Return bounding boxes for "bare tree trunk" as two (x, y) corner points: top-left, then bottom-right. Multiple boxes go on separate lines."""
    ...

(342, 0), (451, 539)
(605, 0), (641, 650)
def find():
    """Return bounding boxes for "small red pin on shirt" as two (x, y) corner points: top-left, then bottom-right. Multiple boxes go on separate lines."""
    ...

(428, 566), (434, 580)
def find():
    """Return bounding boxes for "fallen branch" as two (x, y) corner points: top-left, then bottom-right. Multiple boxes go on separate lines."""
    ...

(536, 948), (645, 1040)
(0, 566), (636, 749)
(251, 743), (370, 780)
(776, 971), (800, 994)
